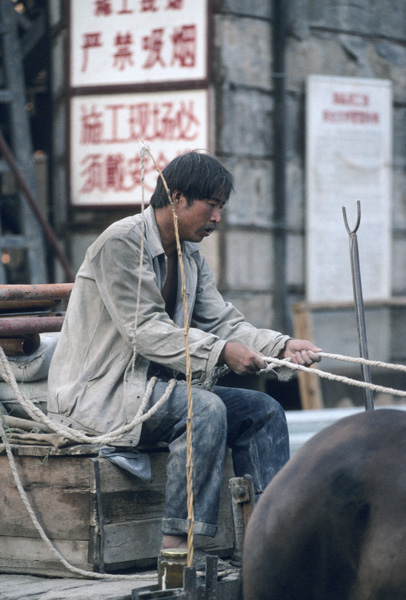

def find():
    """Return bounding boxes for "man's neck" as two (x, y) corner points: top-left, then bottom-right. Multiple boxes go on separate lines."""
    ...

(154, 205), (178, 257)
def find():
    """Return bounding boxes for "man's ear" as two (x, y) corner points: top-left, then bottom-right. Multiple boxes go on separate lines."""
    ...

(172, 190), (183, 204)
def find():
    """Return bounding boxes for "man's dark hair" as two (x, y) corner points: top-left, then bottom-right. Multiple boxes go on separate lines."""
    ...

(150, 151), (234, 207)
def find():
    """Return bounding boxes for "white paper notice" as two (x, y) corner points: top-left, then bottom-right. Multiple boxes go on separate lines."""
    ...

(305, 75), (392, 302)
(70, 0), (208, 87)
(69, 89), (209, 207)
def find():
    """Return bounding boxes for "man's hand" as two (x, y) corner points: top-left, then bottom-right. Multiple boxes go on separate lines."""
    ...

(280, 339), (322, 366)
(219, 341), (267, 375)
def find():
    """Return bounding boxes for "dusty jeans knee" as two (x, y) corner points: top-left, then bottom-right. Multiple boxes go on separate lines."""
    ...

(139, 382), (228, 537)
(139, 382), (290, 538)
(213, 386), (290, 497)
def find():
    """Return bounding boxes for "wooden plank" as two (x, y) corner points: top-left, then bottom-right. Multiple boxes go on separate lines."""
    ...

(0, 443), (98, 458)
(0, 454), (92, 539)
(93, 455), (167, 522)
(100, 452), (235, 566)
(0, 535), (90, 563)
(291, 302), (323, 409)
(0, 536), (92, 577)
(0, 446), (236, 574)
(103, 509), (234, 569)
(0, 573), (157, 598)
(103, 518), (161, 567)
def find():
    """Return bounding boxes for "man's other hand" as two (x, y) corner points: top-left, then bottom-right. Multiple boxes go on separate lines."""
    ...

(219, 341), (267, 375)
(280, 339), (322, 366)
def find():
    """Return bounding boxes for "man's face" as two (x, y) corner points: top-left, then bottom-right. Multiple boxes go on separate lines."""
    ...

(174, 193), (226, 242)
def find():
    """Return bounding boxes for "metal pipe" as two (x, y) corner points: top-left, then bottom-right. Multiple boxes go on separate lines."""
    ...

(272, 0), (292, 334)
(0, 128), (75, 283)
(343, 201), (374, 411)
(0, 316), (65, 335)
(0, 283), (73, 301)
(0, 334), (40, 356)
(0, 300), (63, 312)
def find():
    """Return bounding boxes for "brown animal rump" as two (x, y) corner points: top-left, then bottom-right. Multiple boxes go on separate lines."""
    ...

(243, 409), (406, 600)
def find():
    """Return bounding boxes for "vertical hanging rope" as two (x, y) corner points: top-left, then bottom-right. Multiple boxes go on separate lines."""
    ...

(131, 145), (148, 375)
(141, 143), (195, 567)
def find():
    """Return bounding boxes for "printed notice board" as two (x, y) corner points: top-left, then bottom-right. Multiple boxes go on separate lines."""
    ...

(68, 0), (210, 207)
(305, 75), (392, 303)
(70, 89), (209, 207)
(69, 0), (209, 88)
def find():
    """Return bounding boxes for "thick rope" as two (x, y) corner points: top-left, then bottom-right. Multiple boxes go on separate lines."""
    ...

(0, 347), (177, 444)
(130, 144), (147, 375)
(142, 143), (195, 568)
(264, 355), (406, 397)
(319, 351), (406, 373)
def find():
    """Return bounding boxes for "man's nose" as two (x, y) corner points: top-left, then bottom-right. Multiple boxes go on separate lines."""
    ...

(211, 207), (222, 223)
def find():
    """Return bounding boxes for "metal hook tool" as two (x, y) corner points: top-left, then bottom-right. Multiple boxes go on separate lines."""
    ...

(342, 201), (374, 411)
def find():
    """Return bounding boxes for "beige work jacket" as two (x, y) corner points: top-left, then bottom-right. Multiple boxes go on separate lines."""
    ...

(47, 207), (289, 445)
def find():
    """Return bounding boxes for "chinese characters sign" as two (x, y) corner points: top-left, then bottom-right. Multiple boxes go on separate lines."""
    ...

(70, 0), (209, 87)
(70, 89), (209, 206)
(306, 75), (392, 302)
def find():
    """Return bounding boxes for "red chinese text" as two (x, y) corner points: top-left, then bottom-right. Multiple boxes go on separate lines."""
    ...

(79, 100), (201, 144)
(333, 92), (369, 107)
(171, 24), (196, 67)
(113, 32), (134, 70)
(79, 150), (169, 194)
(81, 32), (103, 71)
(323, 110), (379, 124)
(142, 28), (166, 68)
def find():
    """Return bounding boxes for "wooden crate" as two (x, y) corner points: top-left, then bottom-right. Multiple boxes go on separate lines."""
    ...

(0, 444), (235, 577)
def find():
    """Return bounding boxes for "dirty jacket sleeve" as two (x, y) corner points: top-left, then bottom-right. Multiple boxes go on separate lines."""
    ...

(89, 232), (289, 380)
(47, 211), (290, 442)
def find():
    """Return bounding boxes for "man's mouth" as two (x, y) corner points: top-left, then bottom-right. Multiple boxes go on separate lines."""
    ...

(202, 226), (216, 236)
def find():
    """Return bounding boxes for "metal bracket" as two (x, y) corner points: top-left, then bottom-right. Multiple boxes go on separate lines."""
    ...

(228, 475), (254, 566)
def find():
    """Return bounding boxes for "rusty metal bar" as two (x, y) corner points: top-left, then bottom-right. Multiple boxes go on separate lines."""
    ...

(0, 128), (76, 282)
(0, 284), (73, 301)
(0, 334), (40, 356)
(0, 299), (63, 312)
(0, 316), (64, 335)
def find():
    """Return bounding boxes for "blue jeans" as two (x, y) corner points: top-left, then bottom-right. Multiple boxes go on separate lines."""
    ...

(139, 382), (290, 538)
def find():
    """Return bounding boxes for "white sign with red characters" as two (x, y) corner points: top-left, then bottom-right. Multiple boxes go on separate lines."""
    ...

(306, 75), (392, 303)
(69, 0), (209, 87)
(70, 89), (209, 206)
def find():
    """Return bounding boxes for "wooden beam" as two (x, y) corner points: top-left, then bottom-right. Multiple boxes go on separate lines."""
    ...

(291, 302), (323, 410)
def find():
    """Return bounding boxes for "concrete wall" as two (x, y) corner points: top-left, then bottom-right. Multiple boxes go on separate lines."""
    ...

(212, 0), (406, 315)
(211, 1), (276, 329)
(48, 0), (406, 407)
